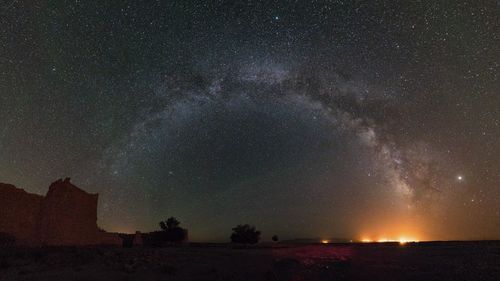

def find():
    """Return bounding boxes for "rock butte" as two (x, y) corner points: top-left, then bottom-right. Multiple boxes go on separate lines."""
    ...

(0, 178), (122, 246)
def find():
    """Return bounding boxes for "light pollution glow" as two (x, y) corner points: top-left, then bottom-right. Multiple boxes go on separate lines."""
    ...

(360, 236), (420, 244)
(358, 221), (424, 244)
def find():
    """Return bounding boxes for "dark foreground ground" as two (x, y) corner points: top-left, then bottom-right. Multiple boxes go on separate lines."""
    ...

(1, 241), (499, 281)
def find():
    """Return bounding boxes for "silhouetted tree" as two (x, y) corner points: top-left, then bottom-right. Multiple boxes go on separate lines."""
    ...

(230, 224), (261, 244)
(157, 217), (187, 243)
(272, 235), (279, 242)
(159, 217), (180, 230)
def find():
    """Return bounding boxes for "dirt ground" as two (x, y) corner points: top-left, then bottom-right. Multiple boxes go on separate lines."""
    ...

(0, 241), (499, 281)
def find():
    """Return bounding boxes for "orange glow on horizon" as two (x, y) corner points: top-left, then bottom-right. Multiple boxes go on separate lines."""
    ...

(321, 239), (329, 244)
(360, 235), (420, 244)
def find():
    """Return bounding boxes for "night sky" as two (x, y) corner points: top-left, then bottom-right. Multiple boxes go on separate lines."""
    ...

(1, 1), (499, 242)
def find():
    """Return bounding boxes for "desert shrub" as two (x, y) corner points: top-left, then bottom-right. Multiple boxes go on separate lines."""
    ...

(120, 234), (134, 248)
(163, 227), (187, 242)
(272, 235), (279, 242)
(143, 217), (188, 246)
(159, 217), (188, 243)
(143, 230), (188, 247)
(142, 231), (164, 247)
(0, 233), (15, 247)
(230, 224), (261, 244)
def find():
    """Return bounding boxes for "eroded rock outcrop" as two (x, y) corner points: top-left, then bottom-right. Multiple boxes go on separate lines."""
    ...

(0, 183), (43, 245)
(0, 178), (122, 246)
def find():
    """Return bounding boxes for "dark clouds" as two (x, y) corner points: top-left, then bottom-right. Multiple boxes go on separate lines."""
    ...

(1, 1), (499, 241)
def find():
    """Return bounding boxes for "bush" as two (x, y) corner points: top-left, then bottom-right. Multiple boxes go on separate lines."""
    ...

(143, 229), (188, 247)
(142, 231), (164, 247)
(0, 233), (15, 247)
(142, 217), (188, 246)
(272, 235), (279, 242)
(230, 224), (261, 244)
(120, 234), (134, 248)
(158, 217), (188, 243)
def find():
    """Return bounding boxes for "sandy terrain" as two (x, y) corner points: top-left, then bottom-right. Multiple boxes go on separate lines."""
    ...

(0, 241), (499, 281)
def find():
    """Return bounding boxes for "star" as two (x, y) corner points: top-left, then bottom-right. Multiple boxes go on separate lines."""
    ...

(1, 0), (498, 242)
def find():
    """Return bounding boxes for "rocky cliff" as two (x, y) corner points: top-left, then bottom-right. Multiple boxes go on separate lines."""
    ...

(0, 183), (43, 245)
(0, 178), (121, 246)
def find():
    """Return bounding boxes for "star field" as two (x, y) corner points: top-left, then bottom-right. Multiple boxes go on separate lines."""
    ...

(1, 1), (499, 241)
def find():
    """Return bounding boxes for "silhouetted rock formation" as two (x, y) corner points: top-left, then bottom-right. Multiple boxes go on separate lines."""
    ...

(0, 183), (43, 245)
(0, 178), (122, 246)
